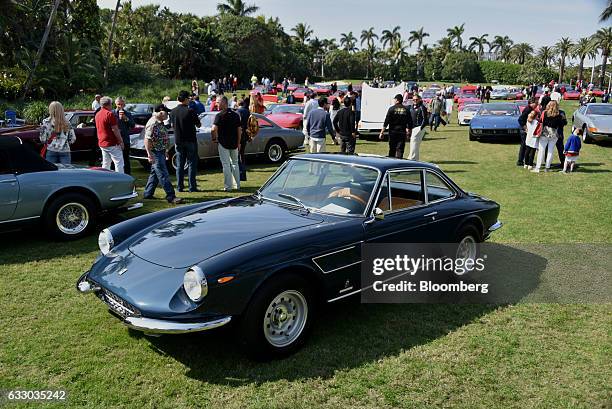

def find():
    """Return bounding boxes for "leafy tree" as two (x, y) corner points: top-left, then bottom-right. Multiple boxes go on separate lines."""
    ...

(519, 57), (556, 85)
(511, 43), (533, 65)
(440, 52), (481, 82)
(360, 27), (378, 78)
(600, 0), (612, 22)
(446, 23), (465, 50)
(537, 46), (554, 67)
(491, 35), (514, 62)
(340, 32), (358, 53)
(468, 34), (489, 59)
(591, 27), (611, 87)
(216, 0), (259, 16)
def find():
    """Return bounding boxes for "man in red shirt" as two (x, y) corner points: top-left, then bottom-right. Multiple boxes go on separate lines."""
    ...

(95, 96), (125, 173)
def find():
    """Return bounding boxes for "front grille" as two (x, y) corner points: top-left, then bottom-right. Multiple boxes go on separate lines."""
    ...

(480, 129), (517, 135)
(98, 289), (140, 318)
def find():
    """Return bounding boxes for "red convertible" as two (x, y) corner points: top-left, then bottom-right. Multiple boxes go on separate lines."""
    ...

(0, 110), (142, 160)
(563, 87), (581, 100)
(292, 87), (311, 102)
(264, 104), (304, 130)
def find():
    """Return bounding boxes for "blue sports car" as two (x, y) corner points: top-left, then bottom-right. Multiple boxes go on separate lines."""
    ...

(469, 103), (521, 141)
(77, 154), (502, 358)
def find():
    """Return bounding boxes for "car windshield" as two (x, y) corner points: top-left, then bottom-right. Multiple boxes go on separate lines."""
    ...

(463, 105), (480, 112)
(260, 159), (379, 215)
(268, 105), (303, 114)
(125, 104), (152, 114)
(478, 105), (517, 116)
(587, 105), (612, 115)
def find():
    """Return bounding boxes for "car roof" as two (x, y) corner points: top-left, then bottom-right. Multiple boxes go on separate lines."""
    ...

(294, 153), (440, 172)
(586, 103), (610, 107)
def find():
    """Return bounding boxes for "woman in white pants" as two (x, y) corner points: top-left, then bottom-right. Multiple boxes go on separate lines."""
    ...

(532, 101), (566, 173)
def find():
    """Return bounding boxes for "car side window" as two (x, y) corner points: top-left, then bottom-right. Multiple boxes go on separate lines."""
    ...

(257, 117), (273, 128)
(426, 171), (454, 202)
(381, 170), (424, 212)
(75, 115), (95, 128)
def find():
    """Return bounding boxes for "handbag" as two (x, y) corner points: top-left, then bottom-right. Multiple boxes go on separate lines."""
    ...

(533, 112), (545, 137)
(40, 131), (57, 158)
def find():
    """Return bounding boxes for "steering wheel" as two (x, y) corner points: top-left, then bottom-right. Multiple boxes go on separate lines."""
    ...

(326, 187), (368, 207)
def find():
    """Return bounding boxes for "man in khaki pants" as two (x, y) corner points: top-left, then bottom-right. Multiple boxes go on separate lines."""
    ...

(408, 94), (428, 161)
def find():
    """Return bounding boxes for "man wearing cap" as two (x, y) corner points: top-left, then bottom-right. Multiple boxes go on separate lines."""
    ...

(91, 94), (101, 110)
(170, 90), (201, 192)
(380, 94), (413, 158)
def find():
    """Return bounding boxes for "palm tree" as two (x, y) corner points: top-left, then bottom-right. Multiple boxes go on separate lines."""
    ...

(309, 37), (324, 55)
(537, 46), (554, 67)
(572, 37), (594, 82)
(600, 0), (612, 22)
(436, 37), (453, 56)
(390, 40), (408, 64)
(555, 37), (573, 83)
(360, 27), (378, 78)
(322, 38), (338, 51)
(216, 0), (259, 16)
(468, 34), (489, 59)
(591, 27), (612, 88)
(511, 42), (533, 65)
(22, 0), (62, 98)
(360, 27), (378, 48)
(408, 27), (429, 51)
(291, 23), (313, 44)
(381, 26), (401, 50)
(340, 31), (358, 53)
(491, 35), (514, 62)
(446, 23), (465, 50)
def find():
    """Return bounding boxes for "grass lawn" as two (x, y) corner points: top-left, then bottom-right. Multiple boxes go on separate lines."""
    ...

(0, 99), (610, 408)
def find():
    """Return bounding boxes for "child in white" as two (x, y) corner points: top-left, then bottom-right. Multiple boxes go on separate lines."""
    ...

(523, 110), (539, 170)
(562, 128), (582, 173)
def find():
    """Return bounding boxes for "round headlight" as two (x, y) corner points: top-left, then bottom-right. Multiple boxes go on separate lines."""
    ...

(183, 266), (208, 302)
(98, 229), (114, 255)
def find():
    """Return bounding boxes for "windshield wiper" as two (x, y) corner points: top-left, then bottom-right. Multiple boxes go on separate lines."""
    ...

(278, 193), (309, 213)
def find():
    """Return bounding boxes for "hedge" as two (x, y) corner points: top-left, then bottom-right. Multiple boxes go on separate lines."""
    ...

(479, 60), (521, 85)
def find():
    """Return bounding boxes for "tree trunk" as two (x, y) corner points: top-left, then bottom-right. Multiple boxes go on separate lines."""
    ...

(558, 56), (565, 83)
(21, 0), (61, 99)
(599, 53), (608, 88)
(103, 0), (121, 89)
(578, 56), (585, 82)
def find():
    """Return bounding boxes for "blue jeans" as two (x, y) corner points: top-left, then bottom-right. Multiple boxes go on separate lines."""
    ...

(430, 113), (441, 130)
(144, 151), (176, 201)
(46, 150), (71, 165)
(175, 142), (198, 191)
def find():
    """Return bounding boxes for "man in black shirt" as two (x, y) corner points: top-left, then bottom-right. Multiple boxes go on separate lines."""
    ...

(236, 97), (250, 180)
(170, 90), (201, 192)
(212, 96), (242, 191)
(379, 94), (413, 158)
(517, 97), (538, 166)
(333, 97), (356, 154)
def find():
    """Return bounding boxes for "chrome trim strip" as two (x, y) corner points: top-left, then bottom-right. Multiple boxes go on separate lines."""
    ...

(0, 215), (39, 224)
(124, 316), (232, 334)
(327, 269), (414, 303)
(311, 243), (363, 274)
(110, 191), (138, 201)
(317, 260), (362, 274)
(488, 220), (503, 232)
(126, 203), (143, 211)
(339, 286), (354, 293)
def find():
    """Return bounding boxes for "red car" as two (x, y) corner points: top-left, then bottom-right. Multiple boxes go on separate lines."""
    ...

(264, 104), (304, 129)
(292, 87), (311, 102)
(590, 88), (604, 97)
(311, 85), (331, 96)
(456, 94), (480, 106)
(0, 110), (142, 159)
(455, 89), (476, 103)
(250, 85), (277, 96)
(563, 88), (581, 100)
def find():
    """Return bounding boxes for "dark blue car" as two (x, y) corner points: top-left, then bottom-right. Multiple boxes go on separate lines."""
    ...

(77, 154), (502, 358)
(469, 102), (521, 141)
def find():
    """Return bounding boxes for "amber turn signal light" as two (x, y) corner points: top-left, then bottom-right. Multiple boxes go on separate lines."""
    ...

(217, 276), (235, 284)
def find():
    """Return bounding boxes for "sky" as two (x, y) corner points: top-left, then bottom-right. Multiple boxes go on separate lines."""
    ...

(97, 0), (609, 64)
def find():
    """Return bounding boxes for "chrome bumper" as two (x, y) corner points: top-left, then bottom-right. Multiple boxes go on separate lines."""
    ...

(110, 191), (138, 201)
(484, 220), (503, 240)
(124, 316), (232, 334)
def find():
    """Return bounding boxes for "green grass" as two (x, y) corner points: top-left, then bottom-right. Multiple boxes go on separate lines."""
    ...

(0, 99), (610, 408)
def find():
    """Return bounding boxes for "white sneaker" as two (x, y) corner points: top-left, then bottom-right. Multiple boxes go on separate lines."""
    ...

(531, 169), (540, 173)
(523, 165), (528, 169)
(527, 165), (533, 170)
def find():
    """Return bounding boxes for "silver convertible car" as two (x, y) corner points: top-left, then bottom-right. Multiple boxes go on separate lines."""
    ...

(130, 112), (305, 171)
(0, 137), (141, 240)
(572, 103), (612, 143)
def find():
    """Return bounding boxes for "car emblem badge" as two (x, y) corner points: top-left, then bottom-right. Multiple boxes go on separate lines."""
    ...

(118, 267), (128, 276)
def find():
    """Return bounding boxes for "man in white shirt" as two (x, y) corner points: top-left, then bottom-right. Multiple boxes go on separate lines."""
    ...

(91, 94), (101, 110)
(550, 86), (562, 102)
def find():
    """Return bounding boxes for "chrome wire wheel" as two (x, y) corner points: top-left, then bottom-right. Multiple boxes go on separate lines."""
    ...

(455, 235), (477, 276)
(263, 290), (308, 348)
(56, 202), (89, 235)
(267, 143), (283, 162)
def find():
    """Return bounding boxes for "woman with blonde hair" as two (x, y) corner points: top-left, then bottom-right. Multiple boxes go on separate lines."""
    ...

(532, 100), (566, 173)
(191, 80), (199, 96)
(39, 101), (76, 164)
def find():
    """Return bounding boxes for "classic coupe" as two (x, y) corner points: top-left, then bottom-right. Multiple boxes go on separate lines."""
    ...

(0, 136), (140, 240)
(457, 103), (481, 125)
(563, 87), (581, 100)
(77, 154), (502, 358)
(264, 104), (304, 129)
(572, 103), (612, 143)
(130, 112), (304, 170)
(125, 103), (155, 125)
(469, 103), (521, 142)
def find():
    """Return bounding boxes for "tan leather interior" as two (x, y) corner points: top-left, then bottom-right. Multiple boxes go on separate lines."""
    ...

(377, 197), (422, 211)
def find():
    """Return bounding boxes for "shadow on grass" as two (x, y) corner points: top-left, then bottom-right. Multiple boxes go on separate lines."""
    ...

(141, 244), (546, 385)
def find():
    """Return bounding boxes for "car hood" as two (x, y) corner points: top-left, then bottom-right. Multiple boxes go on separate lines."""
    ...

(590, 115), (612, 131)
(128, 197), (323, 268)
(471, 115), (519, 129)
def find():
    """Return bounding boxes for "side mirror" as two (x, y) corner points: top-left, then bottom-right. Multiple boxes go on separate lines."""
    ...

(373, 207), (385, 220)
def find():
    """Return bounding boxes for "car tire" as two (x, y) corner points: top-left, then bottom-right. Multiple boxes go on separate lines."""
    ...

(469, 133), (476, 141)
(44, 192), (96, 240)
(241, 273), (314, 360)
(265, 139), (286, 163)
(582, 125), (594, 144)
(453, 224), (481, 276)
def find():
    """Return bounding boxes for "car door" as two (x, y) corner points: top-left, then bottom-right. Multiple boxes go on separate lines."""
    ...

(0, 149), (19, 221)
(420, 169), (463, 242)
(248, 116), (274, 154)
(363, 169), (438, 245)
(197, 129), (218, 159)
(69, 113), (97, 153)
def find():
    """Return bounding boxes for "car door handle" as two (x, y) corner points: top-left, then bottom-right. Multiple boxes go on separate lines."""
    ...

(424, 211), (437, 218)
